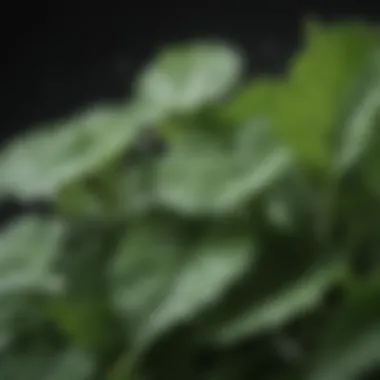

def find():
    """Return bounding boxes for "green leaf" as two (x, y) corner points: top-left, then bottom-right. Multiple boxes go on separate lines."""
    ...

(205, 259), (345, 345)
(115, 164), (158, 217)
(2, 22), (379, 380)
(262, 170), (316, 231)
(107, 350), (141, 380)
(109, 216), (255, 351)
(223, 77), (280, 123)
(274, 21), (377, 169)
(0, 346), (95, 380)
(355, 54), (380, 196)
(0, 105), (143, 200)
(139, 228), (256, 345)
(361, 132), (380, 198)
(109, 217), (185, 325)
(308, 275), (380, 380)
(336, 86), (380, 174)
(50, 224), (121, 353)
(0, 216), (65, 347)
(335, 50), (380, 174)
(0, 216), (65, 297)
(44, 347), (96, 380)
(0, 347), (55, 379)
(54, 181), (106, 220)
(136, 42), (243, 114)
(50, 297), (118, 353)
(156, 120), (293, 215)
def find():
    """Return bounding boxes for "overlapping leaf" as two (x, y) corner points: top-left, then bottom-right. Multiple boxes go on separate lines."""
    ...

(206, 260), (345, 345)
(274, 21), (377, 169)
(139, 227), (256, 345)
(0, 105), (143, 200)
(136, 42), (243, 115)
(0, 216), (65, 297)
(0, 346), (95, 380)
(109, 218), (185, 326)
(308, 275), (380, 380)
(156, 119), (293, 215)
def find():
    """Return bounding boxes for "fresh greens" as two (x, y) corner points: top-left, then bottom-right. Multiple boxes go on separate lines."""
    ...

(0, 20), (380, 380)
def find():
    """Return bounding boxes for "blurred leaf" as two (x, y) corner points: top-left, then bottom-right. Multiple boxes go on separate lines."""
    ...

(0, 347), (55, 379)
(116, 164), (158, 217)
(223, 77), (280, 123)
(335, 85), (380, 174)
(55, 182), (106, 220)
(1, 21), (380, 380)
(107, 350), (141, 380)
(156, 120), (293, 215)
(0, 346), (95, 380)
(136, 42), (243, 114)
(208, 260), (345, 345)
(45, 347), (96, 380)
(0, 105), (143, 200)
(0, 216), (65, 349)
(50, 224), (120, 353)
(361, 132), (380, 198)
(335, 49), (380, 174)
(0, 216), (65, 297)
(274, 21), (377, 169)
(356, 53), (380, 197)
(308, 275), (380, 380)
(139, 227), (256, 345)
(109, 217), (185, 326)
(50, 298), (116, 353)
(262, 169), (317, 231)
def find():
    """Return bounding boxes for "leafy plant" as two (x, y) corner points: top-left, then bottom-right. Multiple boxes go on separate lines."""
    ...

(0, 19), (380, 380)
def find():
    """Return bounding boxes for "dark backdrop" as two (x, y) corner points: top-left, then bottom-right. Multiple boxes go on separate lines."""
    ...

(3, 4), (377, 138)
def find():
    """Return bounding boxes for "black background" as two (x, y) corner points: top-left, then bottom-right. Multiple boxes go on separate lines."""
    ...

(2, 4), (378, 139)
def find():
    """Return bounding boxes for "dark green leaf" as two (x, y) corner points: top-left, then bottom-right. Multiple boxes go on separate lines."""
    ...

(206, 260), (345, 345)
(0, 346), (95, 380)
(308, 275), (380, 380)
(109, 218), (185, 326)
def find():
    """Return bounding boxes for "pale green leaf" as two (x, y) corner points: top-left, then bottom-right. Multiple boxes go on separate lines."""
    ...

(136, 42), (243, 114)
(156, 120), (293, 215)
(139, 229), (256, 345)
(0, 105), (143, 200)
(0, 215), (65, 296)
